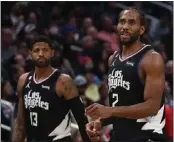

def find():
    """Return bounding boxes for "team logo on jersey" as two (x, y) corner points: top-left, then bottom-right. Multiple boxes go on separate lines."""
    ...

(24, 90), (49, 110)
(126, 61), (134, 66)
(29, 76), (32, 80)
(108, 69), (130, 91)
(42, 85), (50, 90)
(25, 82), (31, 89)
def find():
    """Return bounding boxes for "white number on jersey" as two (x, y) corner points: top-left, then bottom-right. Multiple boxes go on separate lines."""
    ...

(112, 93), (118, 107)
(30, 112), (38, 126)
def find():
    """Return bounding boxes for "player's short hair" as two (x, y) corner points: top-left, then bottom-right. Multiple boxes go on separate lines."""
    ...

(119, 7), (146, 26)
(30, 35), (53, 50)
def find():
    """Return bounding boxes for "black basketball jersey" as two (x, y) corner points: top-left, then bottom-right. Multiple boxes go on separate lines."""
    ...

(22, 69), (71, 141)
(108, 45), (167, 141)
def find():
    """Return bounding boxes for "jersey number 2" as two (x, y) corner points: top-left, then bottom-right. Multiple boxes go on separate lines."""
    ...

(30, 112), (38, 126)
(112, 93), (118, 107)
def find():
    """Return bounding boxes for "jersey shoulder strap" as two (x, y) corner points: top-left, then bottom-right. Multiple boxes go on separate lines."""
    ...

(110, 50), (120, 65)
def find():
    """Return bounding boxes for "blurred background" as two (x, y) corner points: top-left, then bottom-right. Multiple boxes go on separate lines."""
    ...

(1, 1), (173, 142)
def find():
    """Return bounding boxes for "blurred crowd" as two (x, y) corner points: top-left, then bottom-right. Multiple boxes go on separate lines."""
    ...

(1, 2), (173, 142)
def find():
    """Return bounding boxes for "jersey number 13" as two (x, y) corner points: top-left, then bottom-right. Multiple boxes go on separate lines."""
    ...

(30, 112), (38, 126)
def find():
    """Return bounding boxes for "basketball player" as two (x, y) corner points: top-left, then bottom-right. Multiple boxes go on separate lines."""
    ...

(12, 36), (90, 142)
(85, 8), (168, 142)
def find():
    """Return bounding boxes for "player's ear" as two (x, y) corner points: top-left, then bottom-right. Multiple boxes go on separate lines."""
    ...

(140, 25), (145, 36)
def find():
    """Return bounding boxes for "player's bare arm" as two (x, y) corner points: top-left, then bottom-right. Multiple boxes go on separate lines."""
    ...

(86, 51), (165, 120)
(56, 74), (90, 141)
(12, 73), (29, 142)
(56, 74), (78, 99)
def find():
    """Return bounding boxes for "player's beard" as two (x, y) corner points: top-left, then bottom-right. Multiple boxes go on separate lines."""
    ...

(119, 32), (139, 47)
(33, 58), (51, 68)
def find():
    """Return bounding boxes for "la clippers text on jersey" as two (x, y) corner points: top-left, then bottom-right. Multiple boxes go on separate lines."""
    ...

(23, 69), (71, 141)
(108, 45), (166, 141)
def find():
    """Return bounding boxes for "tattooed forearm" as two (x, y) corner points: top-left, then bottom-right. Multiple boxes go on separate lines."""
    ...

(12, 120), (25, 142)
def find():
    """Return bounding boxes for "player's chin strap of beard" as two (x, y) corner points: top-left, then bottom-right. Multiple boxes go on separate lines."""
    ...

(67, 96), (91, 142)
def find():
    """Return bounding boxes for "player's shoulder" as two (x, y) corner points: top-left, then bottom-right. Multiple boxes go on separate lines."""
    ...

(142, 49), (164, 72)
(59, 74), (72, 82)
(56, 73), (74, 97)
(17, 72), (30, 90)
(143, 49), (164, 65)
(108, 50), (120, 66)
(56, 73), (73, 87)
(18, 72), (30, 82)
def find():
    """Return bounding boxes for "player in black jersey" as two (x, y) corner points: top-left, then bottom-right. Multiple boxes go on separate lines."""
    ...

(85, 8), (168, 142)
(12, 35), (90, 142)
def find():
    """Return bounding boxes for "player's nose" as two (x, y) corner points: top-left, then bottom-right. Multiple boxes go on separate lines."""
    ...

(38, 51), (44, 57)
(122, 22), (129, 31)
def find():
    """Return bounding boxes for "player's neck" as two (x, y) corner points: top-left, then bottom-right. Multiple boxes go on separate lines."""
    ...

(121, 41), (143, 58)
(35, 66), (55, 81)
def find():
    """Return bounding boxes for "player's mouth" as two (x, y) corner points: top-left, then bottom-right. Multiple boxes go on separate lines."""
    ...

(120, 32), (130, 39)
(37, 58), (45, 62)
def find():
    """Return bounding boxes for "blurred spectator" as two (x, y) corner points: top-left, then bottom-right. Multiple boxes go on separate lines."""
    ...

(10, 65), (25, 91)
(15, 53), (26, 67)
(52, 42), (75, 78)
(164, 81), (173, 107)
(153, 43), (168, 63)
(161, 22), (173, 60)
(165, 60), (173, 96)
(82, 35), (95, 49)
(74, 75), (87, 95)
(50, 5), (62, 24)
(85, 69), (100, 103)
(98, 15), (119, 52)
(2, 28), (17, 62)
(74, 75), (89, 107)
(141, 19), (153, 44)
(133, 2), (143, 11)
(86, 26), (98, 41)
(98, 81), (109, 106)
(80, 37), (97, 67)
(1, 79), (15, 103)
(153, 15), (169, 40)
(1, 100), (14, 141)
(10, 3), (25, 39)
(96, 46), (111, 80)
(18, 41), (30, 58)
(81, 17), (93, 36)
(48, 21), (60, 38)
(24, 12), (37, 34)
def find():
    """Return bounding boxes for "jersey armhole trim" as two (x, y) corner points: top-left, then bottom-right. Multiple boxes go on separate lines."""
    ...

(137, 50), (151, 86)
(21, 72), (31, 93)
(110, 50), (119, 66)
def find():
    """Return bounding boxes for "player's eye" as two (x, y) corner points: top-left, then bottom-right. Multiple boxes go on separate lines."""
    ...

(129, 20), (135, 25)
(119, 19), (125, 25)
(33, 48), (39, 53)
(43, 48), (48, 52)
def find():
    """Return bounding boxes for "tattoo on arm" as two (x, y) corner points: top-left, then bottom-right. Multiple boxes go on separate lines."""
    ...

(65, 81), (74, 90)
(61, 75), (79, 100)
